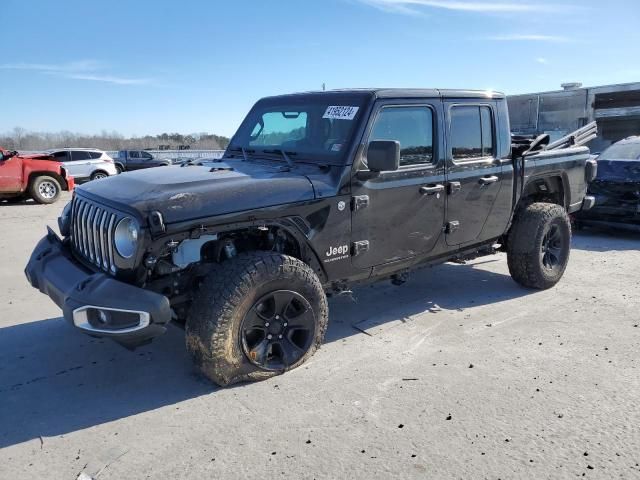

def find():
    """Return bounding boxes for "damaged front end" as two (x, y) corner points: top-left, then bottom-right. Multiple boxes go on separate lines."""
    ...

(578, 140), (640, 230)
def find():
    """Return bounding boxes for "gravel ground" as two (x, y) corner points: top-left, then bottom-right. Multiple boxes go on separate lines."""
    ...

(1, 192), (639, 479)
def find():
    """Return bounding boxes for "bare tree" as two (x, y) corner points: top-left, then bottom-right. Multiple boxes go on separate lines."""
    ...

(0, 127), (230, 151)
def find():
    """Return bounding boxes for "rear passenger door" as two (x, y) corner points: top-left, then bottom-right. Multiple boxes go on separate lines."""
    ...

(444, 102), (504, 245)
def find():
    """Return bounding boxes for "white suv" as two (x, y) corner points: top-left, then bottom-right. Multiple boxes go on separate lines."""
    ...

(48, 148), (118, 182)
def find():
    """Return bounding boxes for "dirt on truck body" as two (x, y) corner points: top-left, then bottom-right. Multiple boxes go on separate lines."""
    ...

(25, 88), (597, 386)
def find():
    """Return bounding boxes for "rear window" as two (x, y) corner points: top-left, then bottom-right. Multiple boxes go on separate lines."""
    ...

(88, 152), (102, 159)
(598, 142), (640, 161)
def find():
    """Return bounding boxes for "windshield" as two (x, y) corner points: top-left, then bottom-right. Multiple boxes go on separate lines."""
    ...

(599, 141), (640, 161)
(227, 93), (371, 164)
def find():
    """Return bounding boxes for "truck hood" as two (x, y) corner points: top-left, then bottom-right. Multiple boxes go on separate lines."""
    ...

(590, 158), (640, 202)
(78, 160), (317, 224)
(595, 158), (640, 183)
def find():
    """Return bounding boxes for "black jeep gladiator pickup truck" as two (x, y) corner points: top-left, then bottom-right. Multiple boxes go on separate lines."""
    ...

(25, 89), (597, 386)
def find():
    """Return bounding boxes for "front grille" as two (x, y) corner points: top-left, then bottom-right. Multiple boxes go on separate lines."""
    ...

(70, 196), (119, 273)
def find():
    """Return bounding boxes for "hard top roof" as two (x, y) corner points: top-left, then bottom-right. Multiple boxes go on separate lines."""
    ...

(265, 88), (505, 100)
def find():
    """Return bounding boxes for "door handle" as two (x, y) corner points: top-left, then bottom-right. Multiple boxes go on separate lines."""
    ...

(419, 184), (445, 195)
(479, 176), (499, 185)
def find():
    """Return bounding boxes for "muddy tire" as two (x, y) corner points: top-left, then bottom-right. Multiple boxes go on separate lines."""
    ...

(30, 176), (61, 204)
(186, 252), (329, 386)
(507, 202), (571, 289)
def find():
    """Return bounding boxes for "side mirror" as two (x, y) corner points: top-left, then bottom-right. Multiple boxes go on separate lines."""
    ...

(367, 140), (400, 172)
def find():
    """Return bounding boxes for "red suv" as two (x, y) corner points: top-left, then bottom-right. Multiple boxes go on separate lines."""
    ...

(0, 148), (75, 204)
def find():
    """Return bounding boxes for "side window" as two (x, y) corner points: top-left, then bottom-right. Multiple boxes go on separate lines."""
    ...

(88, 152), (102, 159)
(141, 151), (153, 159)
(53, 151), (69, 162)
(129, 151), (140, 159)
(481, 106), (494, 157)
(369, 106), (434, 167)
(450, 105), (494, 161)
(71, 151), (92, 161)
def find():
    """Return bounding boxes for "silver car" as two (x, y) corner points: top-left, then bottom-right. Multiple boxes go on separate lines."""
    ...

(48, 148), (118, 182)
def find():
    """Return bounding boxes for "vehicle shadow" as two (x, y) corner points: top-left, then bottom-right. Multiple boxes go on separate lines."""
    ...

(324, 259), (529, 342)
(572, 229), (639, 252)
(0, 319), (214, 449)
(0, 199), (41, 207)
(0, 260), (530, 449)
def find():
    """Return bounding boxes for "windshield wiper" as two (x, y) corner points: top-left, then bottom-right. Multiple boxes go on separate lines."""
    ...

(227, 146), (253, 161)
(262, 148), (295, 168)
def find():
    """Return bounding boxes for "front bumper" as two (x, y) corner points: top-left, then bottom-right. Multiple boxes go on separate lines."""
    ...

(65, 175), (76, 191)
(25, 228), (171, 348)
(577, 193), (640, 229)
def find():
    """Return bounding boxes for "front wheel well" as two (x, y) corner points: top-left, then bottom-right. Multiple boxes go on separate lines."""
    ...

(196, 225), (326, 284)
(28, 171), (67, 190)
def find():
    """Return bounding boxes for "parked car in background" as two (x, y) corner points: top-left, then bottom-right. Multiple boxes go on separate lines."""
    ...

(48, 148), (118, 182)
(576, 135), (640, 231)
(0, 147), (74, 204)
(112, 150), (171, 173)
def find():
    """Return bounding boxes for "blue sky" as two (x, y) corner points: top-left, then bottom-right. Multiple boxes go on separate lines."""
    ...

(1, 0), (638, 137)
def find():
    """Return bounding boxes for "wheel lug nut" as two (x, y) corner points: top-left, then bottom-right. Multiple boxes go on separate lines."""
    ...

(275, 315), (280, 320)
(283, 322), (288, 327)
(278, 335), (283, 339)
(265, 322), (270, 327)
(267, 334), (273, 340)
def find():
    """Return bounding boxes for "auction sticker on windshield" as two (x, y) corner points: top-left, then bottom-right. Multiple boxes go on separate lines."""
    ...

(323, 106), (359, 120)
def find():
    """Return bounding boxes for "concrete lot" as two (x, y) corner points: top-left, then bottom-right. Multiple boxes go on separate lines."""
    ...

(1, 192), (639, 479)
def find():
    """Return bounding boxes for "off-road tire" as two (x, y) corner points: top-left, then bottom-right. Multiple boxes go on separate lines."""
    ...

(30, 175), (61, 204)
(186, 252), (329, 386)
(507, 202), (571, 289)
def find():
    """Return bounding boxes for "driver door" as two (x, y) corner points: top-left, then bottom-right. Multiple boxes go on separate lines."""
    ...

(350, 101), (446, 269)
(0, 154), (23, 192)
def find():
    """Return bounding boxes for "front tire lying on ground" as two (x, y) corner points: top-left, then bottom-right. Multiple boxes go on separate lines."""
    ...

(186, 252), (329, 386)
(507, 202), (571, 290)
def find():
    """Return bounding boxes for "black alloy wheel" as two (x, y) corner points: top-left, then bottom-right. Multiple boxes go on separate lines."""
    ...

(241, 290), (316, 371)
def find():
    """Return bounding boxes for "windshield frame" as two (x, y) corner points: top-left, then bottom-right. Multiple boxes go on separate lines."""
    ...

(225, 92), (374, 166)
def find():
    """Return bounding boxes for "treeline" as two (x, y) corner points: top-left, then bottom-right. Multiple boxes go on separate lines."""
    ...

(0, 127), (230, 151)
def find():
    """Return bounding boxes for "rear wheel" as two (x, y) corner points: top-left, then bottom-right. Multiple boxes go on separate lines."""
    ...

(30, 176), (61, 204)
(91, 171), (108, 181)
(186, 252), (329, 386)
(507, 202), (571, 289)
(115, 165), (123, 174)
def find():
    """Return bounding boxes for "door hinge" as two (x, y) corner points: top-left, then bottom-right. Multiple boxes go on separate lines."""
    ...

(352, 195), (369, 211)
(444, 221), (460, 234)
(352, 240), (370, 256)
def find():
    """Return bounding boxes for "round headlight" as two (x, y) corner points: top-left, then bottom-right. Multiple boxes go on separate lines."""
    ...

(114, 217), (140, 258)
